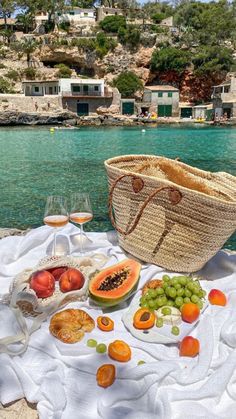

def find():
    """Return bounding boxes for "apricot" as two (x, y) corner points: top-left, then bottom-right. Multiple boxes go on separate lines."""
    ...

(181, 303), (200, 323)
(179, 336), (200, 357)
(208, 289), (227, 306)
(59, 268), (85, 293)
(47, 266), (67, 281)
(30, 270), (55, 298)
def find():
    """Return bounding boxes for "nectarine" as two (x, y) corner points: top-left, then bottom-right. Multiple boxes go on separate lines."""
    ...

(179, 336), (200, 357)
(30, 270), (55, 298)
(48, 266), (67, 281)
(59, 268), (85, 293)
(208, 289), (227, 306)
(181, 303), (200, 323)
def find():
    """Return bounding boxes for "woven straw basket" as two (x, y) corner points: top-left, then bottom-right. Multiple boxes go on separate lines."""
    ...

(105, 155), (236, 272)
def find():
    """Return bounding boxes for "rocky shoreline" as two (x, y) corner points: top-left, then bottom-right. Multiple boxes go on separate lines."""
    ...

(0, 110), (235, 127)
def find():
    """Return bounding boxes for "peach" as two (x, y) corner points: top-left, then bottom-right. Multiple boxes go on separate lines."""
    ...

(59, 268), (85, 293)
(208, 289), (227, 306)
(47, 266), (68, 281)
(30, 270), (55, 298)
(179, 336), (200, 357)
(181, 303), (200, 323)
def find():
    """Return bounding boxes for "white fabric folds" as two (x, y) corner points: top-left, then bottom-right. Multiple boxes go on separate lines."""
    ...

(0, 224), (236, 419)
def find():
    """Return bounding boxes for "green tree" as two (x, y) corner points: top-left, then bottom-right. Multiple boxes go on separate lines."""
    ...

(113, 71), (143, 97)
(193, 46), (234, 76)
(0, 0), (16, 30)
(16, 13), (34, 33)
(0, 28), (14, 44)
(99, 15), (126, 33)
(151, 47), (191, 74)
(17, 39), (39, 67)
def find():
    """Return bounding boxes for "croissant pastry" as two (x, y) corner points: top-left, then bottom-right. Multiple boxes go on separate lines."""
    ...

(142, 279), (163, 295)
(49, 309), (95, 344)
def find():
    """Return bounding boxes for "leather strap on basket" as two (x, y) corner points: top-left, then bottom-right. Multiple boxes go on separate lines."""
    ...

(108, 174), (182, 236)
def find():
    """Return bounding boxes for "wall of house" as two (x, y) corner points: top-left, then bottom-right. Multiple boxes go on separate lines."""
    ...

(62, 96), (113, 114)
(143, 90), (179, 116)
(96, 7), (123, 22)
(59, 78), (104, 95)
(192, 107), (207, 119)
(23, 83), (59, 96)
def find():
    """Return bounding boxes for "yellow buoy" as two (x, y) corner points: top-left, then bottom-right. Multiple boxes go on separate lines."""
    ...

(50, 127), (55, 133)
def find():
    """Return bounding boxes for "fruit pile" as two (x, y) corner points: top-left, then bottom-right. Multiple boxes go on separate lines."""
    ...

(29, 267), (85, 298)
(140, 275), (206, 311)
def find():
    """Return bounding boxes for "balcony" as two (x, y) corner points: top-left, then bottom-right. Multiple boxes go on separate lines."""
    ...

(61, 88), (113, 98)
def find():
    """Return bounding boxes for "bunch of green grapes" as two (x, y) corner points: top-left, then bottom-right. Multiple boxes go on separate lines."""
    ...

(140, 275), (206, 311)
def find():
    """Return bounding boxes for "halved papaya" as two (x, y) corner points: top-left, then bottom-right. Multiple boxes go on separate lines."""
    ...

(89, 259), (141, 307)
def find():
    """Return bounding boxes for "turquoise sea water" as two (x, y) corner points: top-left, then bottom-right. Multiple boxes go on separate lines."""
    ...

(0, 125), (235, 249)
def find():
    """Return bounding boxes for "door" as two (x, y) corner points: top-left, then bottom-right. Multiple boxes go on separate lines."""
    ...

(181, 107), (192, 118)
(77, 102), (89, 116)
(49, 86), (53, 95)
(122, 102), (134, 115)
(158, 105), (172, 117)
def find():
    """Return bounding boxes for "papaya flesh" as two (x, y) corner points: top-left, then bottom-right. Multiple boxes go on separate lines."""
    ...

(89, 259), (141, 307)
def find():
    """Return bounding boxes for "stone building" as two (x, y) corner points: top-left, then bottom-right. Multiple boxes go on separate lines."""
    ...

(212, 74), (236, 119)
(141, 85), (179, 117)
(96, 6), (124, 22)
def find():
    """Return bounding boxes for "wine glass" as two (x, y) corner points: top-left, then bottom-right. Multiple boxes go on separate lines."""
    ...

(43, 196), (69, 256)
(70, 193), (93, 254)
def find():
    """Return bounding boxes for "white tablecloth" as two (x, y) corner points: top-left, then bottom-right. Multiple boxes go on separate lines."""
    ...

(0, 224), (236, 419)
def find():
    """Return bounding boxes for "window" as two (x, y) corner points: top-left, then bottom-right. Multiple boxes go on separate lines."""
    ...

(54, 86), (57, 93)
(83, 85), (89, 92)
(34, 86), (39, 92)
(84, 12), (88, 16)
(168, 92), (173, 98)
(94, 85), (99, 91)
(69, 11), (75, 15)
(72, 85), (81, 92)
(158, 92), (163, 97)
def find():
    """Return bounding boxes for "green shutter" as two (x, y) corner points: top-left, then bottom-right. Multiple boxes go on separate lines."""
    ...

(158, 92), (163, 97)
(168, 92), (173, 98)
(158, 105), (172, 117)
(122, 102), (134, 115)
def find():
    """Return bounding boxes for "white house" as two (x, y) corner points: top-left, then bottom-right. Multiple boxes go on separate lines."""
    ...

(59, 78), (105, 96)
(57, 8), (96, 24)
(22, 80), (59, 96)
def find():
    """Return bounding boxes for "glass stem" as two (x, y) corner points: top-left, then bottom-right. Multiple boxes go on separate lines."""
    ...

(53, 228), (57, 256)
(80, 223), (84, 254)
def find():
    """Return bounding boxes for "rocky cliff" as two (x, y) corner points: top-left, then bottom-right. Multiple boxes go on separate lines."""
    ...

(37, 43), (225, 102)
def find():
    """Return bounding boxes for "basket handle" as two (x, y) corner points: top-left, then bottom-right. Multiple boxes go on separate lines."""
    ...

(108, 174), (182, 236)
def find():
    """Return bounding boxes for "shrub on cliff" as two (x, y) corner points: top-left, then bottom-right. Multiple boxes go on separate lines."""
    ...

(0, 77), (13, 93)
(151, 47), (191, 74)
(5, 70), (19, 82)
(95, 32), (117, 58)
(113, 71), (143, 98)
(99, 15), (126, 33)
(22, 67), (37, 80)
(118, 25), (141, 49)
(54, 64), (72, 78)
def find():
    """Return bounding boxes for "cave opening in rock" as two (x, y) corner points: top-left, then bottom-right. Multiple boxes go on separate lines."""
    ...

(42, 61), (95, 78)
